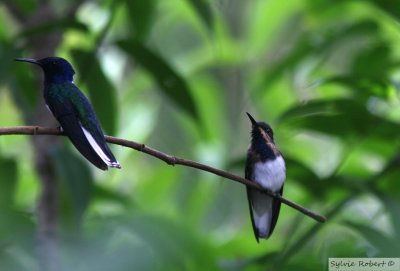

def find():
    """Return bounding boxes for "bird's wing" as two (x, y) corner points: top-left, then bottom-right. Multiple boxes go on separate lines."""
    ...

(245, 151), (259, 243)
(45, 84), (111, 169)
(268, 184), (283, 237)
(66, 84), (120, 168)
(46, 91), (108, 170)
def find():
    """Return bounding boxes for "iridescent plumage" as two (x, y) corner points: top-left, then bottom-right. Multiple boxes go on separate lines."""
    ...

(245, 112), (285, 242)
(16, 57), (120, 170)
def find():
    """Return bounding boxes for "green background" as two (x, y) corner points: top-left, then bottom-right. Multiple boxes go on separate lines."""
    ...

(0, 0), (400, 270)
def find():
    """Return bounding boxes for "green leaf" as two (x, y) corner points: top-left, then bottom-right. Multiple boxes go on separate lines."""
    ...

(52, 144), (94, 227)
(257, 20), (381, 93)
(6, 45), (37, 117)
(345, 221), (400, 256)
(372, 193), (400, 241)
(10, 65), (38, 118)
(117, 39), (199, 120)
(285, 157), (329, 198)
(323, 76), (389, 98)
(124, 0), (156, 41)
(0, 158), (34, 247)
(377, 173), (400, 199)
(11, 0), (37, 16)
(0, 158), (17, 210)
(323, 43), (394, 100)
(380, 197), (400, 239)
(258, 34), (314, 92)
(71, 49), (118, 135)
(371, 0), (400, 21)
(62, 213), (218, 271)
(18, 18), (88, 38)
(0, 42), (18, 85)
(279, 99), (400, 139)
(93, 185), (131, 206)
(350, 44), (392, 79)
(185, 0), (214, 29)
(115, 214), (217, 270)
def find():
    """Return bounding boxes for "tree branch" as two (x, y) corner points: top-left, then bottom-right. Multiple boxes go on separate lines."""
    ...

(0, 126), (327, 223)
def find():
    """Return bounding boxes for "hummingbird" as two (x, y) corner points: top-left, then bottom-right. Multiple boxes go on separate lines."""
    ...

(15, 57), (121, 170)
(245, 112), (285, 242)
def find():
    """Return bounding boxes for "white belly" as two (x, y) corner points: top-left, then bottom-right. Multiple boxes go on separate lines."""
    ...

(253, 156), (286, 191)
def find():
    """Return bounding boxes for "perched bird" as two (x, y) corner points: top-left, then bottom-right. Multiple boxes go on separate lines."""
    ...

(15, 57), (121, 170)
(245, 112), (285, 242)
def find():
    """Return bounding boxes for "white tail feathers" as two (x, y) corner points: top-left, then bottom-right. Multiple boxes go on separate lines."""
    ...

(252, 194), (273, 239)
(253, 206), (272, 238)
(81, 125), (121, 168)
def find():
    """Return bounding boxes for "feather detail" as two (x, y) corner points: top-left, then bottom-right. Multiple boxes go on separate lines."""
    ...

(80, 125), (121, 168)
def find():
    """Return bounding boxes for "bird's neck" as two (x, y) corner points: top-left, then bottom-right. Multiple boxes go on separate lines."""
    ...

(44, 73), (73, 85)
(251, 136), (277, 161)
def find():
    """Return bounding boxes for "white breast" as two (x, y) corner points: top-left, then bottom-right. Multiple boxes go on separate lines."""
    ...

(253, 156), (286, 191)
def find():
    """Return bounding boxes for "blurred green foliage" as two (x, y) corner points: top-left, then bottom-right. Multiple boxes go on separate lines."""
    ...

(0, 0), (400, 270)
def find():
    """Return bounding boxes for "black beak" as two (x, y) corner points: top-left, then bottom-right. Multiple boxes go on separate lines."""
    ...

(15, 58), (42, 67)
(246, 112), (258, 127)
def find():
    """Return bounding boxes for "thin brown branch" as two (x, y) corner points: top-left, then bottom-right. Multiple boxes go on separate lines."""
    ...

(0, 126), (327, 223)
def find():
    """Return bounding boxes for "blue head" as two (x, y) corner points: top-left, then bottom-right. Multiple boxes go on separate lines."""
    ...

(15, 57), (75, 84)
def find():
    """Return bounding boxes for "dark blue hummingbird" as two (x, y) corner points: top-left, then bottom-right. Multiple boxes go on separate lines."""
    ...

(245, 112), (285, 242)
(15, 57), (121, 170)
